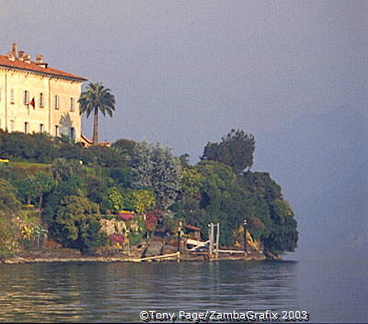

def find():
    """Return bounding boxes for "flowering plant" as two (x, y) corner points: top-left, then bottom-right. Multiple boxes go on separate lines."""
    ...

(109, 234), (125, 243)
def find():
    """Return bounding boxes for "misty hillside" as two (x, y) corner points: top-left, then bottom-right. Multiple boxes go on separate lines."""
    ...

(255, 106), (368, 257)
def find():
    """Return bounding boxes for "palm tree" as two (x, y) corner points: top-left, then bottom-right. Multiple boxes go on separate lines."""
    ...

(78, 82), (116, 144)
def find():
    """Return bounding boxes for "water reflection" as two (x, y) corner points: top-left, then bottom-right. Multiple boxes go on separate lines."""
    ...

(0, 260), (298, 322)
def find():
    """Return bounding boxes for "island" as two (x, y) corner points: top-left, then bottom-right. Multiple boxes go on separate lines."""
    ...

(0, 129), (298, 264)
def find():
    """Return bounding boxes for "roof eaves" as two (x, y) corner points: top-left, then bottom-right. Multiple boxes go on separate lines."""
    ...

(0, 63), (87, 82)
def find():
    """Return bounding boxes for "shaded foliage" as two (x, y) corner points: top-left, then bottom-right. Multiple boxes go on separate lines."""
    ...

(0, 179), (22, 257)
(51, 158), (83, 182)
(42, 175), (87, 225)
(107, 168), (131, 189)
(173, 162), (298, 251)
(0, 211), (19, 258)
(0, 178), (22, 213)
(53, 195), (106, 254)
(13, 171), (55, 207)
(0, 131), (125, 168)
(86, 145), (126, 168)
(111, 138), (137, 158)
(85, 175), (108, 206)
(238, 172), (298, 253)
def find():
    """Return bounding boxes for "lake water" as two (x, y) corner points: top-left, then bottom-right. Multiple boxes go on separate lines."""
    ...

(0, 256), (366, 323)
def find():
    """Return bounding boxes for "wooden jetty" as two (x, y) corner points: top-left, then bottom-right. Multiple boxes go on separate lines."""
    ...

(129, 251), (181, 262)
(126, 221), (263, 262)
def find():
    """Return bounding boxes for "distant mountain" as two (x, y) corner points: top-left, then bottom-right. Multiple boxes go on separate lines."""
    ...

(254, 106), (368, 258)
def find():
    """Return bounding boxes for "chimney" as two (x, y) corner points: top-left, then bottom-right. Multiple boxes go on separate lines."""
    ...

(36, 54), (48, 68)
(24, 54), (31, 64)
(12, 43), (18, 57)
(36, 54), (43, 63)
(18, 50), (25, 61)
(7, 51), (15, 61)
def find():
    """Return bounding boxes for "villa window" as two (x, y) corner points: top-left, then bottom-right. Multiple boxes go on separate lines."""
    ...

(23, 90), (29, 105)
(54, 95), (59, 109)
(70, 97), (75, 112)
(39, 92), (44, 107)
(24, 122), (29, 134)
(10, 89), (14, 104)
(55, 125), (59, 136)
(40, 124), (44, 133)
(70, 127), (75, 141)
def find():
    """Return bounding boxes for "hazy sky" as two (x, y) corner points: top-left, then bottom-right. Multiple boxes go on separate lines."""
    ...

(1, 0), (366, 162)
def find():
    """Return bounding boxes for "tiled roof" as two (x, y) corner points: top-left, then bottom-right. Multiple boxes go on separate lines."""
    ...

(0, 55), (87, 81)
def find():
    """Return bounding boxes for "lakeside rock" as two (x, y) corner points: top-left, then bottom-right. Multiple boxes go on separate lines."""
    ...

(1, 245), (269, 264)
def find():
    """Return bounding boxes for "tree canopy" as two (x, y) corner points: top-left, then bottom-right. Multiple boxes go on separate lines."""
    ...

(201, 129), (255, 174)
(130, 141), (182, 212)
(172, 162), (298, 250)
(0, 178), (21, 214)
(53, 195), (106, 254)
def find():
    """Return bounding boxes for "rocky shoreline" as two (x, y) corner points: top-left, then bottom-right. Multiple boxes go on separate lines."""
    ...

(2, 256), (131, 264)
(1, 247), (269, 264)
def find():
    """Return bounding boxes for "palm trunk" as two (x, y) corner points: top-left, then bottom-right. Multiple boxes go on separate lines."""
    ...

(92, 108), (99, 144)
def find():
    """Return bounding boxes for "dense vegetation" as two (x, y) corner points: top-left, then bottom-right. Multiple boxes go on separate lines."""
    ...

(0, 128), (298, 256)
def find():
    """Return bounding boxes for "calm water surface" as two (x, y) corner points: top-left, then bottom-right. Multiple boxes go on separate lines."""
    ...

(0, 258), (366, 323)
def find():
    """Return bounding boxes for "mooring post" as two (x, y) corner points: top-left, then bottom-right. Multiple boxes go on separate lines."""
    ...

(177, 221), (182, 252)
(126, 229), (131, 256)
(208, 224), (211, 257)
(243, 219), (248, 254)
(211, 223), (215, 258)
(215, 222), (220, 258)
(208, 223), (214, 258)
